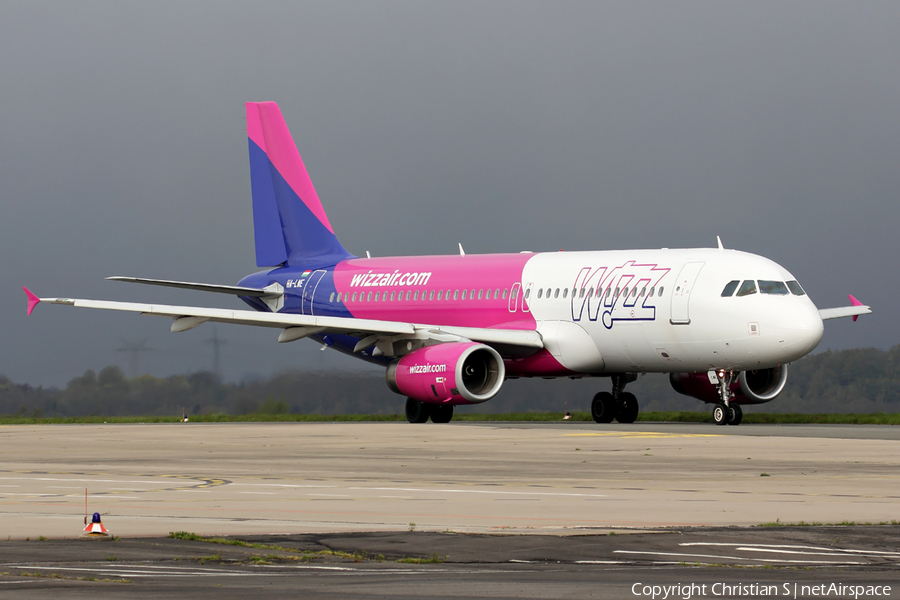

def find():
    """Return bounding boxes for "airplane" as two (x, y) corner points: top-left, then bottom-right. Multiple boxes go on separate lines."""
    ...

(23, 101), (872, 425)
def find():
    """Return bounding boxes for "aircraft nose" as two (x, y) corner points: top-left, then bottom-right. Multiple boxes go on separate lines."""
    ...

(777, 302), (824, 359)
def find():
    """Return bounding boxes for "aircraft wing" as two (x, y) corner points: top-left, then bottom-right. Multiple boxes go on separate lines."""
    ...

(818, 295), (872, 321)
(23, 288), (543, 351)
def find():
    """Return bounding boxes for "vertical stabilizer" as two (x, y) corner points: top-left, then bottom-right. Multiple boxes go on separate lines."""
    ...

(246, 102), (353, 267)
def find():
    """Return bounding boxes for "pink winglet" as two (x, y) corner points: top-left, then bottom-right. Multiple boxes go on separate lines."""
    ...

(849, 294), (863, 322)
(23, 287), (40, 316)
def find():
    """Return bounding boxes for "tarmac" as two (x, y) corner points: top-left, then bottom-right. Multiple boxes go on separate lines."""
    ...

(1, 422), (899, 539)
(1, 421), (899, 597)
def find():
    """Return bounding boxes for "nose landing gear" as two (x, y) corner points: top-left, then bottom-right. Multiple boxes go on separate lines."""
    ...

(711, 370), (743, 426)
(591, 374), (639, 424)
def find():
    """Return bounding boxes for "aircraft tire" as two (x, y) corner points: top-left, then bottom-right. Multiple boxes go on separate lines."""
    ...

(728, 404), (743, 426)
(712, 403), (729, 426)
(430, 404), (454, 423)
(616, 392), (639, 423)
(591, 392), (617, 423)
(405, 398), (431, 424)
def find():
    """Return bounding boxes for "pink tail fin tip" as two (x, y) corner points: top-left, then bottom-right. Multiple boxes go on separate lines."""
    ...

(23, 287), (40, 316)
(849, 294), (863, 322)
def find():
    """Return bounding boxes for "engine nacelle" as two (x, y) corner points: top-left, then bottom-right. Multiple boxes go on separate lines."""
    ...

(669, 365), (789, 405)
(386, 342), (505, 405)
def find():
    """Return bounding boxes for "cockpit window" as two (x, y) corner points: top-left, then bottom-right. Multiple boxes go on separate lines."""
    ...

(721, 280), (740, 297)
(787, 280), (806, 296)
(758, 280), (789, 295)
(736, 280), (757, 297)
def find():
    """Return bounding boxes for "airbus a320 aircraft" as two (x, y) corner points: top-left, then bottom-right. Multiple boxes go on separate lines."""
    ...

(24, 102), (872, 425)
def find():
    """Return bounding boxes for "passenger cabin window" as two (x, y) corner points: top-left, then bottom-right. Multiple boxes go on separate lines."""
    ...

(429, 290), (435, 300)
(736, 280), (757, 297)
(787, 280), (805, 296)
(453, 290), (459, 300)
(524, 288), (531, 299)
(537, 288), (543, 299)
(461, 290), (467, 300)
(721, 280), (740, 297)
(437, 290), (443, 300)
(562, 288), (568, 299)
(503, 289), (508, 299)
(759, 280), (789, 295)
(658, 287), (664, 296)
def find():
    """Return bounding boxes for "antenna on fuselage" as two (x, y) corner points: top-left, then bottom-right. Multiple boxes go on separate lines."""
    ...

(716, 236), (725, 250)
(458, 243), (465, 256)
(366, 250), (371, 259)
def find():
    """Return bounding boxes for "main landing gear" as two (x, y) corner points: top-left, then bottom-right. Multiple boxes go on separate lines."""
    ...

(405, 398), (454, 424)
(711, 370), (743, 426)
(591, 374), (639, 424)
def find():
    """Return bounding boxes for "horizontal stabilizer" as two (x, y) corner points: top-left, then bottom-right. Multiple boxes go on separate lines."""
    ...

(107, 277), (283, 298)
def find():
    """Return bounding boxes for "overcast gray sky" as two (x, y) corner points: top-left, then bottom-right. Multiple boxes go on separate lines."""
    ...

(3, 1), (897, 387)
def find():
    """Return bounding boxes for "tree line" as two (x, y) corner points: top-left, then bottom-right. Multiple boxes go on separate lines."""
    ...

(2, 345), (898, 417)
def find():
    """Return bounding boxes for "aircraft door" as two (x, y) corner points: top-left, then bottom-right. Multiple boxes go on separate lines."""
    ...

(301, 270), (327, 315)
(669, 262), (704, 325)
(522, 282), (534, 313)
(508, 283), (521, 313)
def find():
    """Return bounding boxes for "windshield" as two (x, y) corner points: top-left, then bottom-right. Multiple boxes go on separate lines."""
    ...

(758, 280), (789, 295)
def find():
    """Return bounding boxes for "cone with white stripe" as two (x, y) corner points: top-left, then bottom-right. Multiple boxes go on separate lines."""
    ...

(82, 512), (110, 538)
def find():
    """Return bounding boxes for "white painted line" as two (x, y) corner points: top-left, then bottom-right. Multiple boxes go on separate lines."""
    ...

(348, 486), (606, 498)
(230, 484), (337, 489)
(614, 550), (865, 565)
(0, 477), (182, 484)
(737, 547), (880, 558)
(575, 560), (627, 564)
(681, 542), (900, 557)
(10, 565), (254, 577)
(236, 492), (277, 495)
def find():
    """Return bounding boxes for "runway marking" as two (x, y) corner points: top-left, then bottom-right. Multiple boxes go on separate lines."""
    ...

(614, 550), (866, 565)
(9, 565), (257, 577)
(682, 542), (900, 558)
(564, 432), (720, 438)
(347, 486), (607, 498)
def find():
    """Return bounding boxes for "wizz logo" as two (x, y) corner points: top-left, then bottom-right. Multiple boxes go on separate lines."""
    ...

(571, 261), (670, 329)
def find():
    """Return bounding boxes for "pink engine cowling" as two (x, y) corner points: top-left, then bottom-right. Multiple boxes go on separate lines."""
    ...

(386, 342), (505, 405)
(669, 365), (789, 405)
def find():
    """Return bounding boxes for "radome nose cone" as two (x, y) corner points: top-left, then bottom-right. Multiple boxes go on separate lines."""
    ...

(786, 303), (824, 356)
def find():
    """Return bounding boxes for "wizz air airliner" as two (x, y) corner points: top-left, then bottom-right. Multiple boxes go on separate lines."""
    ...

(24, 102), (871, 425)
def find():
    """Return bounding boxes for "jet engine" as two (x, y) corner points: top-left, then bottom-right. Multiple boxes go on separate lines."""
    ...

(669, 365), (789, 405)
(386, 342), (505, 404)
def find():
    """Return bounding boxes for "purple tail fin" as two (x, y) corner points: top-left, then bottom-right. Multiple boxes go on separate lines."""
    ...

(246, 102), (353, 268)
